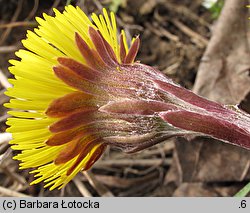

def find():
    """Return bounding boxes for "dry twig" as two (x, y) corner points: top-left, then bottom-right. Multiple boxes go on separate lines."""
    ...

(0, 90), (9, 105)
(172, 19), (208, 48)
(0, 114), (9, 123)
(163, 2), (210, 27)
(0, 133), (12, 145)
(145, 22), (180, 43)
(0, 186), (30, 197)
(25, 0), (39, 21)
(0, 21), (37, 29)
(83, 171), (114, 197)
(0, 68), (12, 89)
(0, 45), (19, 53)
(95, 158), (171, 167)
(73, 176), (92, 197)
(0, 0), (23, 45)
(94, 170), (159, 189)
(48, 0), (61, 15)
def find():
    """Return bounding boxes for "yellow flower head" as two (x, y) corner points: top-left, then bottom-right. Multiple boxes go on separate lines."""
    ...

(5, 6), (142, 190)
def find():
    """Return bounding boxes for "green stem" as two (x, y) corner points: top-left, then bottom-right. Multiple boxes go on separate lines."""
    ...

(234, 182), (250, 197)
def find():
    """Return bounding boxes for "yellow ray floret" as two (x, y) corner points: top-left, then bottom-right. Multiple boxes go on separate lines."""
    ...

(5, 5), (132, 190)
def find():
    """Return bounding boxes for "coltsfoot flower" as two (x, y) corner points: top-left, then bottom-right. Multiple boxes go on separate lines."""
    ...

(5, 6), (250, 190)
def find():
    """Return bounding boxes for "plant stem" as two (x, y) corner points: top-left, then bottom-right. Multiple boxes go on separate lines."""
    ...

(234, 182), (250, 197)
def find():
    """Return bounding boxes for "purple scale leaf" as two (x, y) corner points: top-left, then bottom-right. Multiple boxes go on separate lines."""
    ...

(99, 99), (177, 115)
(119, 34), (127, 63)
(75, 32), (107, 70)
(53, 65), (106, 96)
(89, 27), (118, 68)
(57, 57), (102, 83)
(124, 36), (140, 64)
(49, 110), (97, 133)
